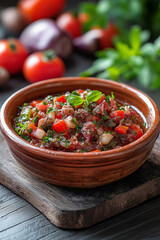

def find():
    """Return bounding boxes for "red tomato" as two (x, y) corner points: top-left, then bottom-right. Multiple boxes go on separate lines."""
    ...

(0, 39), (28, 74)
(18, 0), (66, 22)
(56, 95), (66, 103)
(99, 23), (119, 50)
(76, 89), (85, 94)
(23, 50), (65, 83)
(115, 125), (128, 134)
(56, 12), (82, 38)
(129, 123), (143, 140)
(52, 120), (68, 138)
(55, 111), (63, 119)
(27, 123), (37, 137)
(110, 110), (125, 120)
(30, 100), (41, 107)
(96, 95), (106, 104)
(36, 102), (49, 112)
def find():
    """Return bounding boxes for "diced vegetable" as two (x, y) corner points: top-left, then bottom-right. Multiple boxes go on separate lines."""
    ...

(48, 111), (55, 121)
(36, 102), (48, 112)
(115, 125), (128, 134)
(30, 100), (41, 107)
(14, 89), (144, 152)
(56, 95), (66, 103)
(55, 111), (63, 119)
(52, 120), (68, 138)
(110, 110), (125, 119)
(129, 123), (143, 140)
(64, 116), (76, 129)
(99, 133), (113, 145)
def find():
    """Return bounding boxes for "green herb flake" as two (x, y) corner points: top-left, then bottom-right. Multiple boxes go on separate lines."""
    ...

(73, 118), (79, 132)
(53, 129), (56, 135)
(59, 102), (64, 107)
(21, 134), (31, 142)
(32, 115), (39, 123)
(27, 128), (33, 134)
(72, 90), (80, 96)
(43, 101), (47, 105)
(111, 92), (115, 100)
(43, 137), (51, 143)
(46, 107), (53, 114)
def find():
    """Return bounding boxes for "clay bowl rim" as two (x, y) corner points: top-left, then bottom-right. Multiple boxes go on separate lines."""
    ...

(0, 77), (159, 161)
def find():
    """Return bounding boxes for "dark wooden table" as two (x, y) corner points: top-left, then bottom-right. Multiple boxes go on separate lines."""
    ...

(1, 0), (160, 239)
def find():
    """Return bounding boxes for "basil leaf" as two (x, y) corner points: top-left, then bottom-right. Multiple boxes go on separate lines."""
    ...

(67, 95), (84, 107)
(130, 26), (141, 51)
(86, 90), (102, 102)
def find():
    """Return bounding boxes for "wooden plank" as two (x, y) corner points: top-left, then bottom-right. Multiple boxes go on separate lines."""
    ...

(0, 132), (160, 229)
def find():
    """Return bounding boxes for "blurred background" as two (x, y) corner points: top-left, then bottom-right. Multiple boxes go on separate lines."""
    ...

(0, 0), (160, 107)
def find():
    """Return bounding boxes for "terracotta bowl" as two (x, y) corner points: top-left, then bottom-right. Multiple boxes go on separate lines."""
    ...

(0, 77), (160, 188)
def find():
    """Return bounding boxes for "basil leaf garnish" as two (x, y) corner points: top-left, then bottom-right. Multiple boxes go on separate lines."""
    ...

(86, 90), (102, 102)
(67, 95), (84, 107)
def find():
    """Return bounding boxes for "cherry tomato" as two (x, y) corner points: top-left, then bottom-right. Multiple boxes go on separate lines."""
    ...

(23, 50), (65, 83)
(0, 39), (28, 74)
(18, 0), (66, 22)
(99, 23), (119, 50)
(56, 12), (82, 39)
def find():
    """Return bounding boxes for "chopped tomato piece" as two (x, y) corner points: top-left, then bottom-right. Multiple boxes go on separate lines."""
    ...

(36, 102), (48, 112)
(110, 110), (125, 119)
(76, 89), (84, 94)
(91, 150), (101, 153)
(115, 125), (128, 134)
(55, 111), (63, 119)
(27, 123), (37, 137)
(129, 123), (143, 140)
(96, 95), (106, 104)
(56, 94), (66, 103)
(103, 126), (112, 132)
(92, 115), (100, 122)
(52, 119), (68, 138)
(30, 100), (41, 107)
(74, 104), (83, 109)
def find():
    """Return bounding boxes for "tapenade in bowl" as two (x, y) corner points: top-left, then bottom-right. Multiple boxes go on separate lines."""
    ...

(0, 77), (159, 188)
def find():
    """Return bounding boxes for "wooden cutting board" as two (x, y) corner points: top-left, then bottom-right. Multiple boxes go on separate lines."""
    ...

(0, 133), (160, 229)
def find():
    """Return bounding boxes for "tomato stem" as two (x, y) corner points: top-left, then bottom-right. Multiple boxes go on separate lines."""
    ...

(9, 41), (17, 52)
(43, 50), (55, 62)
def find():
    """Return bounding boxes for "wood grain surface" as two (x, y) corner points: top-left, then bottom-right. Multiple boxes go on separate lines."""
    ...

(0, 132), (160, 229)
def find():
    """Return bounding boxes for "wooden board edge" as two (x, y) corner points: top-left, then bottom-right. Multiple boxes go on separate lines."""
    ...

(1, 169), (160, 229)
